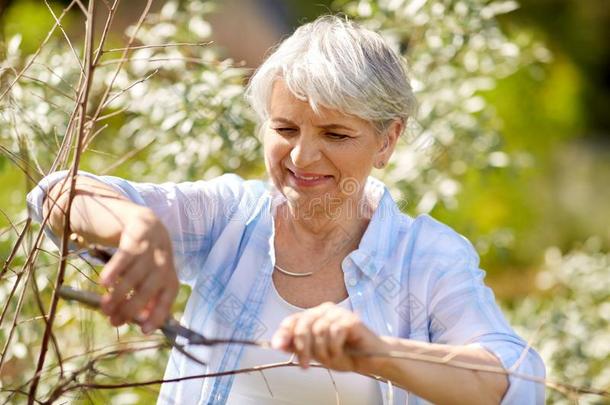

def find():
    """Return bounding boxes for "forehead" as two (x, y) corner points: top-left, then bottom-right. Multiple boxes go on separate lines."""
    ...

(269, 80), (371, 129)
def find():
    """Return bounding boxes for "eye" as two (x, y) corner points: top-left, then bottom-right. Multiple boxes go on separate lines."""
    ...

(326, 132), (349, 140)
(273, 127), (297, 136)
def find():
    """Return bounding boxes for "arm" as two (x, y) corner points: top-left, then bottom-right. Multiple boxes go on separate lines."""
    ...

(271, 225), (545, 404)
(271, 304), (507, 405)
(28, 171), (248, 332)
(31, 172), (179, 333)
(366, 335), (508, 404)
(43, 173), (154, 247)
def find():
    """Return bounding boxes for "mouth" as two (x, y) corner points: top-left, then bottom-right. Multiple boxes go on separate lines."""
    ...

(287, 169), (333, 188)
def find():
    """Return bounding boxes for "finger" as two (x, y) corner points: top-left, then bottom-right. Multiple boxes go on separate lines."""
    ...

(120, 272), (162, 324)
(100, 249), (134, 287)
(142, 284), (177, 333)
(311, 316), (332, 364)
(293, 313), (319, 368)
(104, 259), (149, 318)
(139, 292), (158, 320)
(272, 315), (298, 351)
(318, 308), (350, 358)
(328, 319), (351, 359)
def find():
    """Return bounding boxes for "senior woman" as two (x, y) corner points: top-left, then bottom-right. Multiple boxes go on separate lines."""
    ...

(27, 15), (544, 405)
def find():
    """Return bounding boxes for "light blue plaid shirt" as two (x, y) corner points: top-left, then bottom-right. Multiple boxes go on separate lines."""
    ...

(27, 171), (545, 404)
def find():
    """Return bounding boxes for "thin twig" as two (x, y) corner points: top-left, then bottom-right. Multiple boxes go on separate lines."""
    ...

(94, 106), (128, 123)
(92, 0), (121, 66)
(91, 0), (153, 121)
(103, 42), (213, 53)
(29, 62), (78, 94)
(99, 138), (156, 175)
(30, 269), (65, 379)
(0, 1), (77, 103)
(18, 74), (77, 101)
(0, 218), (30, 279)
(326, 368), (340, 405)
(73, 0), (88, 16)
(43, 0), (85, 76)
(27, 0), (97, 401)
(0, 143), (44, 184)
(100, 68), (159, 110)
(98, 56), (210, 67)
(0, 258), (34, 372)
(82, 123), (108, 150)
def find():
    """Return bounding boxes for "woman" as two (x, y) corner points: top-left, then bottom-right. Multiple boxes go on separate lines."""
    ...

(28, 15), (545, 405)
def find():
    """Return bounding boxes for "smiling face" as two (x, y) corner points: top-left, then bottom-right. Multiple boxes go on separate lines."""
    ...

(263, 80), (400, 216)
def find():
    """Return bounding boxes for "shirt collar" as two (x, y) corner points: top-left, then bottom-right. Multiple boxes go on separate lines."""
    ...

(349, 176), (403, 280)
(264, 176), (403, 280)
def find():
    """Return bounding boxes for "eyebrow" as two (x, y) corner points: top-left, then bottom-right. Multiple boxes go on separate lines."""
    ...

(270, 117), (355, 132)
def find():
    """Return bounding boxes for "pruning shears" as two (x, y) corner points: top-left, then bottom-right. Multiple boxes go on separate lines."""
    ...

(58, 240), (270, 367)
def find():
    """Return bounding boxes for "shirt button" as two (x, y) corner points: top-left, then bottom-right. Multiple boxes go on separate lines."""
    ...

(347, 277), (358, 287)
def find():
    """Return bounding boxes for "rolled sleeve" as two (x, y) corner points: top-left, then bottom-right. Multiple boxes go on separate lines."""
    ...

(26, 170), (247, 286)
(422, 220), (546, 404)
(26, 170), (129, 223)
(474, 337), (546, 404)
(26, 170), (130, 257)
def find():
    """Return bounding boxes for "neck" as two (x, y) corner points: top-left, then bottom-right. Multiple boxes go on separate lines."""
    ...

(278, 192), (374, 250)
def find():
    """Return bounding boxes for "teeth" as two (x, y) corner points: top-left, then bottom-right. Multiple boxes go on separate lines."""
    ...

(294, 173), (324, 180)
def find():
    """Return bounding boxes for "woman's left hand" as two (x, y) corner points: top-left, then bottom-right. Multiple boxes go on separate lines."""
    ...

(271, 302), (386, 373)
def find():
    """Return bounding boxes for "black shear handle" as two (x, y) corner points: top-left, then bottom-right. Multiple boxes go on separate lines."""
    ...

(58, 286), (102, 309)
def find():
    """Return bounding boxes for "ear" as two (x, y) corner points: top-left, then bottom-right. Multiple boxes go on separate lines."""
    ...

(374, 119), (403, 167)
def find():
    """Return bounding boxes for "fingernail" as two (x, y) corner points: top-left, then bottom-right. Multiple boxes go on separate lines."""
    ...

(271, 334), (287, 349)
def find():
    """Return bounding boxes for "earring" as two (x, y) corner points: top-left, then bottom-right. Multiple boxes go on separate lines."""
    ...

(376, 161), (385, 169)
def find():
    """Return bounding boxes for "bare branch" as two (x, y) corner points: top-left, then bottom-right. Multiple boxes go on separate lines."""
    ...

(103, 41), (213, 53)
(98, 56), (211, 67)
(99, 138), (155, 175)
(43, 0), (85, 76)
(28, 0), (97, 401)
(92, 0), (121, 66)
(100, 68), (158, 110)
(73, 0), (88, 16)
(18, 74), (77, 101)
(0, 218), (30, 280)
(91, 0), (153, 114)
(0, 257), (35, 372)
(0, 1), (77, 103)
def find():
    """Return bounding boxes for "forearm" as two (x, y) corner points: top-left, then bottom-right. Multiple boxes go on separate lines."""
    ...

(360, 337), (508, 405)
(43, 175), (153, 247)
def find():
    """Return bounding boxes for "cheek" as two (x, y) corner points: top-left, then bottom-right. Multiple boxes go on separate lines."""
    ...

(263, 134), (288, 171)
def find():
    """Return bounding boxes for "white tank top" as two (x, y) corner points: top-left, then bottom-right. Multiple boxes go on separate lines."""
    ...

(226, 281), (383, 404)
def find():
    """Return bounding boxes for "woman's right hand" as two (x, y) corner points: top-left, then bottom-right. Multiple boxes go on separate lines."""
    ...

(99, 208), (179, 334)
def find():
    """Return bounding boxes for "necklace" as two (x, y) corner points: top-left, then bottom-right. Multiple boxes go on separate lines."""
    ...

(274, 264), (314, 278)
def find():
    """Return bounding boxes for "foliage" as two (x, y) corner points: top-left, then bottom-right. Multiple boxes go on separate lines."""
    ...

(0, 2), (260, 186)
(507, 240), (610, 404)
(336, 0), (548, 214)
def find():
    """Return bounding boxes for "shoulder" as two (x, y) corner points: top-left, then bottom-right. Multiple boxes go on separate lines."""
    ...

(368, 182), (478, 268)
(400, 214), (480, 270)
(411, 215), (476, 252)
(152, 173), (269, 204)
(188, 174), (271, 221)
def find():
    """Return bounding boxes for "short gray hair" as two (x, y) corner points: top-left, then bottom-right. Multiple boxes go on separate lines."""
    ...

(245, 15), (416, 135)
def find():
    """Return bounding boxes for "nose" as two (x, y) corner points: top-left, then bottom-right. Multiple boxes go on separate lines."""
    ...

(290, 133), (322, 168)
